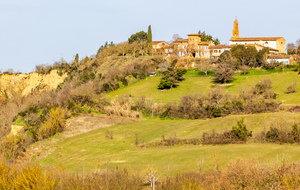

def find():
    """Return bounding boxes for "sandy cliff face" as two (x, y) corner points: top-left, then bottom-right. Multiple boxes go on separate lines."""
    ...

(0, 70), (67, 95)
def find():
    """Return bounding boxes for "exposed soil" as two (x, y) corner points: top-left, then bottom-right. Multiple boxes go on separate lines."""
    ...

(10, 125), (24, 135)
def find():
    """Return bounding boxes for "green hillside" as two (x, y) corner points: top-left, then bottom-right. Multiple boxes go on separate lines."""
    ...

(104, 71), (300, 104)
(40, 112), (300, 176)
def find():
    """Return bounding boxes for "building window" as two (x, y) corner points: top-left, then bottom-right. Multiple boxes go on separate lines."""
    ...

(265, 42), (268, 44)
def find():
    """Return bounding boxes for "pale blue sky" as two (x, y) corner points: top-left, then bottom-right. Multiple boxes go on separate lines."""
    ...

(1, 0), (299, 73)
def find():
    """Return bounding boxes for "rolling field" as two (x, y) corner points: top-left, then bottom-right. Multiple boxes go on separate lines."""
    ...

(40, 112), (300, 176)
(104, 70), (300, 104)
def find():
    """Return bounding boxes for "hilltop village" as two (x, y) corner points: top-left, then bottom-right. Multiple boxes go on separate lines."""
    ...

(1, 17), (300, 189)
(152, 19), (290, 64)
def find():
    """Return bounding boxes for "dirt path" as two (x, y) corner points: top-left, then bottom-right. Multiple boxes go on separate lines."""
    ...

(22, 114), (138, 162)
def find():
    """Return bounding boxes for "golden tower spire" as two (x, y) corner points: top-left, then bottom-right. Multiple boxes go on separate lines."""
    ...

(232, 18), (239, 39)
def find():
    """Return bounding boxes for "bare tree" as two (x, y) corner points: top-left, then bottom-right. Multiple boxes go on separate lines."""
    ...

(157, 62), (171, 73)
(240, 57), (250, 75)
(172, 34), (181, 42)
(296, 39), (300, 55)
(287, 43), (296, 54)
(199, 59), (213, 76)
(214, 54), (236, 83)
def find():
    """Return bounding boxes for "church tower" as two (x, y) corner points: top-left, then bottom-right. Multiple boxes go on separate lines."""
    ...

(232, 19), (239, 39)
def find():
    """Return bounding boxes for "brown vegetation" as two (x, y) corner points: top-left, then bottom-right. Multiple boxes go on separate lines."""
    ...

(1, 158), (300, 189)
(159, 159), (300, 189)
(147, 79), (279, 119)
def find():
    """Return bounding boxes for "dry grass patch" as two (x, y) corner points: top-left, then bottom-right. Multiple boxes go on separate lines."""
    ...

(22, 114), (137, 162)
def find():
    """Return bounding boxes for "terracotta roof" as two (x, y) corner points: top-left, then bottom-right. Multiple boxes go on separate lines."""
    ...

(209, 45), (230, 49)
(228, 44), (279, 52)
(187, 33), (201, 36)
(230, 37), (283, 41)
(199, 41), (213, 45)
(249, 44), (278, 51)
(152, 41), (166, 44)
(175, 39), (188, 42)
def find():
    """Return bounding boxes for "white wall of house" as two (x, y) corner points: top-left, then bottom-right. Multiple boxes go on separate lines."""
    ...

(229, 40), (277, 50)
(267, 58), (290, 65)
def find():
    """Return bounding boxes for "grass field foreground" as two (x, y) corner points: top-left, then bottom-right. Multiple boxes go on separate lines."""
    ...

(40, 112), (300, 176)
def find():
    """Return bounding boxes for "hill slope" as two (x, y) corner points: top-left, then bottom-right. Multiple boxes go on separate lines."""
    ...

(105, 71), (300, 104)
(39, 111), (300, 176)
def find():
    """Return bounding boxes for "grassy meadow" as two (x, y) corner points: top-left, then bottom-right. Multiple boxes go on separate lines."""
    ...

(104, 70), (300, 104)
(40, 112), (300, 176)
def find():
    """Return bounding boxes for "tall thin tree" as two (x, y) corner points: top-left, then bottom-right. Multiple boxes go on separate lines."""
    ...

(147, 25), (152, 43)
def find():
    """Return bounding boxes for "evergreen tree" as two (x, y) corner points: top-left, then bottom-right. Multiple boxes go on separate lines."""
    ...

(74, 53), (79, 68)
(128, 31), (147, 43)
(198, 30), (220, 45)
(158, 68), (187, 89)
(74, 53), (79, 64)
(147, 25), (152, 43)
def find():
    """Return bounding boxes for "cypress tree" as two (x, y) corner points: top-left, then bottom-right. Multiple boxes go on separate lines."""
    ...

(147, 25), (152, 43)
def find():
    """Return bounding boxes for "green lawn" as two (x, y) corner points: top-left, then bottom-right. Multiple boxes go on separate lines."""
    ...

(104, 71), (300, 104)
(40, 112), (300, 176)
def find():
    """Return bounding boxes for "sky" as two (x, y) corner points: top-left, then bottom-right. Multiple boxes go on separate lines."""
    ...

(0, 0), (299, 73)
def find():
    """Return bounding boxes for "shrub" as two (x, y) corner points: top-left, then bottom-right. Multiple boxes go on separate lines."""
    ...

(262, 61), (280, 70)
(105, 130), (113, 140)
(231, 117), (251, 141)
(134, 96), (146, 112)
(36, 107), (66, 140)
(252, 78), (272, 95)
(202, 130), (233, 145)
(212, 108), (221, 117)
(292, 124), (300, 142)
(104, 96), (141, 118)
(285, 81), (298, 94)
(0, 132), (31, 160)
(266, 127), (279, 140)
(261, 124), (300, 144)
(145, 134), (201, 147)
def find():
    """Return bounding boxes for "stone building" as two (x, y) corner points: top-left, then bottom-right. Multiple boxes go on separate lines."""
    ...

(229, 19), (286, 53)
(173, 34), (213, 58)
